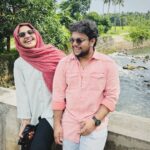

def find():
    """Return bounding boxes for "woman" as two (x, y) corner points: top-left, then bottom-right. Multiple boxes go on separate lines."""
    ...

(13, 23), (64, 150)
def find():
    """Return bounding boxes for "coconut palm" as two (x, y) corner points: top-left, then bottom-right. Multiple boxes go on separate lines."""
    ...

(103, 0), (112, 14)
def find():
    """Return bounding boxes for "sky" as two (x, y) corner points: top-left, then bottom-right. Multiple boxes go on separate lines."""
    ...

(89, 0), (150, 14)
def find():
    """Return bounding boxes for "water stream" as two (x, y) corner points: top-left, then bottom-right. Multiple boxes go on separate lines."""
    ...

(110, 48), (150, 118)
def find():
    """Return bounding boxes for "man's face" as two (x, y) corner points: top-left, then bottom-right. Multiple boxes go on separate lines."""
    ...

(70, 32), (94, 59)
(18, 26), (37, 48)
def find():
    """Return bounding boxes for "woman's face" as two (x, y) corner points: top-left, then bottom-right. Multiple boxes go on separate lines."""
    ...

(18, 26), (37, 48)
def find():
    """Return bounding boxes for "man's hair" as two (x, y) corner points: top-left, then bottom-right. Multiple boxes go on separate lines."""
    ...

(69, 19), (99, 47)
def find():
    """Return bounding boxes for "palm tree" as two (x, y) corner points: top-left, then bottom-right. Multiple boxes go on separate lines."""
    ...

(103, 0), (112, 14)
(112, 0), (124, 31)
(118, 0), (124, 13)
(107, 0), (112, 14)
(118, 0), (124, 27)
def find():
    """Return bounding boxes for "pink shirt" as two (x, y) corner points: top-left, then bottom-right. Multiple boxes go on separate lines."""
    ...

(52, 52), (120, 143)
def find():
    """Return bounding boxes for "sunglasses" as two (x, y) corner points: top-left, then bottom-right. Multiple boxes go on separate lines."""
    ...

(69, 38), (88, 45)
(18, 29), (35, 38)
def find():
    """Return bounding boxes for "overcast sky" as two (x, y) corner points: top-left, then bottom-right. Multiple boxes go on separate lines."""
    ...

(89, 0), (150, 14)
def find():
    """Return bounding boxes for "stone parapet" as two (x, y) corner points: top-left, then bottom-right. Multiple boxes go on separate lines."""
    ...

(0, 87), (150, 150)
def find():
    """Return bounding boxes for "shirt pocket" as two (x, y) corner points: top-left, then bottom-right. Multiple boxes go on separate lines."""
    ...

(89, 73), (106, 91)
(66, 73), (79, 89)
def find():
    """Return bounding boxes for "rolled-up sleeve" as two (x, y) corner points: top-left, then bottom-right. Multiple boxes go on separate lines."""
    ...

(101, 61), (120, 111)
(52, 59), (67, 110)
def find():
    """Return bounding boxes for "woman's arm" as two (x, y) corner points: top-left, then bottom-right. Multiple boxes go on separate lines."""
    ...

(14, 60), (31, 137)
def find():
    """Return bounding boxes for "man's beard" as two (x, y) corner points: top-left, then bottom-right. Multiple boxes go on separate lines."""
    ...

(75, 49), (90, 59)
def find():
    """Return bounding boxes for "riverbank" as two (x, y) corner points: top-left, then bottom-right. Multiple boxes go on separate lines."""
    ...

(0, 35), (150, 88)
(96, 35), (150, 54)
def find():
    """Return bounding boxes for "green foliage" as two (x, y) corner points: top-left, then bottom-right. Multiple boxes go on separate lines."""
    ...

(58, 10), (75, 29)
(0, 0), (28, 51)
(0, 0), (70, 52)
(84, 12), (101, 25)
(100, 17), (112, 33)
(0, 50), (19, 87)
(129, 26), (150, 45)
(59, 0), (91, 21)
(108, 26), (130, 35)
(85, 12), (112, 34)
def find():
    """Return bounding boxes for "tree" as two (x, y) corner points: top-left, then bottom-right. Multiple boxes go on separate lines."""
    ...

(130, 27), (150, 46)
(117, 0), (124, 26)
(85, 12), (101, 25)
(0, 0), (28, 51)
(85, 12), (112, 34)
(102, 0), (113, 14)
(111, 0), (124, 31)
(59, 0), (91, 21)
(0, 0), (70, 52)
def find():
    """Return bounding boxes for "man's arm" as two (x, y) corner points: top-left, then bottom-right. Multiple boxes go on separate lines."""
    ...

(52, 59), (67, 144)
(80, 105), (109, 136)
(80, 60), (120, 136)
(53, 110), (63, 144)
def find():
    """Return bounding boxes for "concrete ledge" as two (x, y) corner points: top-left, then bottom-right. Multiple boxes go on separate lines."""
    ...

(108, 111), (150, 143)
(105, 112), (150, 150)
(0, 87), (16, 106)
(0, 87), (150, 150)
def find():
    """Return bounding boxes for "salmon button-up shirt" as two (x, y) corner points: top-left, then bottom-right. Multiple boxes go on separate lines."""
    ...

(52, 52), (120, 143)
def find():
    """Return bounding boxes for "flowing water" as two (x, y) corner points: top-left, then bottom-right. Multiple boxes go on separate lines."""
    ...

(110, 48), (150, 118)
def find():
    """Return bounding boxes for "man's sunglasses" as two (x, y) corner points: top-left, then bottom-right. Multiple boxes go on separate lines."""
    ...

(18, 29), (35, 38)
(69, 38), (88, 45)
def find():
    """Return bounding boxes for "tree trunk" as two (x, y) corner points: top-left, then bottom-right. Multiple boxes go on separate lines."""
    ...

(107, 2), (110, 14)
(7, 36), (10, 51)
(0, 37), (5, 51)
(103, 2), (105, 15)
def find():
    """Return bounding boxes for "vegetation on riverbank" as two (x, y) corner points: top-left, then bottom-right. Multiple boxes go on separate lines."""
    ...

(0, 0), (150, 87)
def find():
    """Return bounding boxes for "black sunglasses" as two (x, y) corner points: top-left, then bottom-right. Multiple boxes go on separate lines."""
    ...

(18, 29), (35, 38)
(69, 38), (88, 45)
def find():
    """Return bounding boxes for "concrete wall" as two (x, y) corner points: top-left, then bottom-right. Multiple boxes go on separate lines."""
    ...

(0, 87), (150, 150)
(105, 112), (150, 150)
(0, 103), (19, 150)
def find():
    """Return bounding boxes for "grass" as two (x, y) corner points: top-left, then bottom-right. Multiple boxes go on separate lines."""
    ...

(10, 37), (15, 49)
(107, 26), (131, 35)
(101, 26), (135, 42)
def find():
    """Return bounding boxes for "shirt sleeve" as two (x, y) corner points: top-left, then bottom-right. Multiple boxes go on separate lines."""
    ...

(14, 61), (31, 119)
(101, 61), (120, 112)
(52, 60), (67, 110)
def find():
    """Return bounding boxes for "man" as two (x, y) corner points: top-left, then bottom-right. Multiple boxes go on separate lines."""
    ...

(52, 20), (120, 150)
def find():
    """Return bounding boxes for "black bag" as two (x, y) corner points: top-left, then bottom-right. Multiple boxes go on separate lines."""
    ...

(18, 124), (36, 150)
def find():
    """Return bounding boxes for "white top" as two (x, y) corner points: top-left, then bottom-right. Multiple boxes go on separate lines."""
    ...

(14, 57), (53, 127)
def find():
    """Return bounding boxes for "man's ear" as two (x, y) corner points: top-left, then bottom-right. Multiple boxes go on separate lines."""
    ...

(90, 38), (96, 46)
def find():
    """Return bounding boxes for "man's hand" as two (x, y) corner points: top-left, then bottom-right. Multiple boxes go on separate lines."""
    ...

(80, 119), (96, 136)
(54, 123), (63, 145)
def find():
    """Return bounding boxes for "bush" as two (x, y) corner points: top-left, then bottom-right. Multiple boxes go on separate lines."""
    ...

(130, 27), (150, 46)
(0, 50), (18, 87)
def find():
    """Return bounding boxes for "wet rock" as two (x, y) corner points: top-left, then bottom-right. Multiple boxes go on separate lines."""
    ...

(145, 55), (150, 60)
(123, 64), (148, 70)
(143, 55), (150, 63)
(131, 58), (136, 63)
(147, 84), (150, 87)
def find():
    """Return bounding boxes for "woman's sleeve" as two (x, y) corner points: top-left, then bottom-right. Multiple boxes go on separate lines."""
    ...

(14, 61), (31, 119)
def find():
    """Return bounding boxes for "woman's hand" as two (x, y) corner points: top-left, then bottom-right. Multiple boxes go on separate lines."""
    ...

(19, 119), (31, 138)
